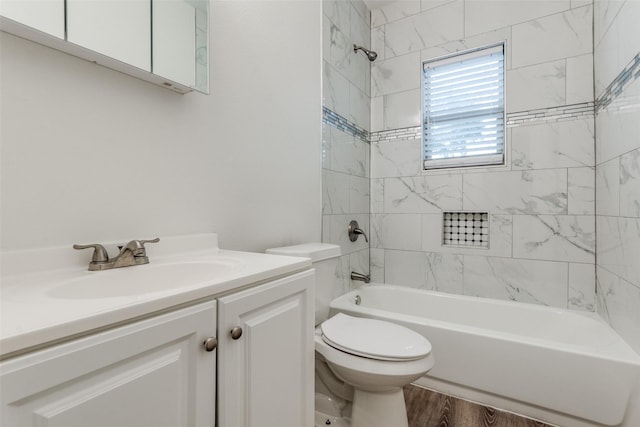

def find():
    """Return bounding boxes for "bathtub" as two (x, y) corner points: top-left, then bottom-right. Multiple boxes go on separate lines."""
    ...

(329, 284), (640, 427)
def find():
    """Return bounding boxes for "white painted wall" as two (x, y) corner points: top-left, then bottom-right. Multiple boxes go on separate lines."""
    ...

(0, 1), (322, 252)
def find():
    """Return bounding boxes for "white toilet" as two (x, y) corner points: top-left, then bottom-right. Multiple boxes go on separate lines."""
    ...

(266, 243), (434, 427)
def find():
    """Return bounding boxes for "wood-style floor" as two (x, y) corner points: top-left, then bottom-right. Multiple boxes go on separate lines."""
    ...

(404, 385), (554, 427)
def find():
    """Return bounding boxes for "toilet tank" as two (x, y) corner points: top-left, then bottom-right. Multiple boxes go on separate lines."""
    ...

(266, 243), (341, 324)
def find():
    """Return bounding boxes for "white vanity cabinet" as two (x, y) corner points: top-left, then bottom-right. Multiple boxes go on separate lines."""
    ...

(217, 270), (315, 427)
(0, 300), (217, 427)
(0, 268), (315, 427)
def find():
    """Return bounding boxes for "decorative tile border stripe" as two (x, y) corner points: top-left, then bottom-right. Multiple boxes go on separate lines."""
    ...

(596, 52), (640, 112)
(506, 102), (594, 127)
(322, 107), (369, 143)
(599, 94), (640, 114)
(369, 126), (422, 143)
(367, 103), (595, 144)
(326, 100), (598, 145)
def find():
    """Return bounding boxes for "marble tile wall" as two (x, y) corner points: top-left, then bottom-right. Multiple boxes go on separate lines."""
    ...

(322, 0), (371, 297)
(369, 0), (596, 311)
(594, 0), (640, 353)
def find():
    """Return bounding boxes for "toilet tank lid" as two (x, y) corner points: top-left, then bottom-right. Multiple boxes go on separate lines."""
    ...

(266, 243), (341, 262)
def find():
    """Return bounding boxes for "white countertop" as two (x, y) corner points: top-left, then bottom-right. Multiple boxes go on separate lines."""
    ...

(0, 234), (311, 358)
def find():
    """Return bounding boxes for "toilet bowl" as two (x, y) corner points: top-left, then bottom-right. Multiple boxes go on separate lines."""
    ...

(316, 313), (434, 427)
(266, 243), (435, 427)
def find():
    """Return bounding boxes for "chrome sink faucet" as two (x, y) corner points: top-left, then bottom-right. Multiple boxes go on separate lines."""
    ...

(74, 238), (160, 271)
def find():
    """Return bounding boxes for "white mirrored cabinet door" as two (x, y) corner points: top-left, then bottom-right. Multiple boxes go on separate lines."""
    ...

(153, 0), (195, 87)
(0, 0), (64, 39)
(153, 0), (209, 93)
(66, 0), (151, 72)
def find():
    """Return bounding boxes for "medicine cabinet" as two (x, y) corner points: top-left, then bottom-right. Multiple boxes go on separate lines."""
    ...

(0, 0), (209, 94)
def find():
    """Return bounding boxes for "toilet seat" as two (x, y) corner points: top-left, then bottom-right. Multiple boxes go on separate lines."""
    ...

(321, 313), (431, 361)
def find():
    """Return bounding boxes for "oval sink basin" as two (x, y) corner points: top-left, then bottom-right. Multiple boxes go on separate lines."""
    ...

(47, 260), (243, 299)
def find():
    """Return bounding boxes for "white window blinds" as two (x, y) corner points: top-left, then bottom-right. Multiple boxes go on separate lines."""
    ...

(422, 43), (505, 170)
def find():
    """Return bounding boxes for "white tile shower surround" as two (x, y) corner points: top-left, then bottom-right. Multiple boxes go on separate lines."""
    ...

(322, 0), (372, 300)
(595, 79), (640, 164)
(371, 2), (594, 127)
(594, 0), (640, 97)
(381, 1), (465, 59)
(324, 0), (371, 98)
(322, 0), (638, 320)
(596, 146), (640, 218)
(512, 215), (595, 263)
(594, 0), (640, 354)
(597, 266), (640, 352)
(597, 215), (640, 287)
(327, 98), (599, 310)
(370, 247), (596, 311)
(511, 118), (595, 171)
(360, 0), (601, 312)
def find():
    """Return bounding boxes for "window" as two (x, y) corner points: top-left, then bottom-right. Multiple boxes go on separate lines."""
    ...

(422, 43), (505, 170)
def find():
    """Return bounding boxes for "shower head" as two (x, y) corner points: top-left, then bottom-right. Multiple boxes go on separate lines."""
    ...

(353, 44), (378, 62)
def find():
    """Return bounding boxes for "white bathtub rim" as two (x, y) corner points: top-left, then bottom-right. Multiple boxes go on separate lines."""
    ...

(331, 284), (640, 366)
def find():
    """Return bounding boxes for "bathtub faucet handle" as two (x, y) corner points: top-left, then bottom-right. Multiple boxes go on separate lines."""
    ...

(348, 220), (368, 243)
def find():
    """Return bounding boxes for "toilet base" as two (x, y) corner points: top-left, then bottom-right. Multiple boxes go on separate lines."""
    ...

(351, 388), (408, 427)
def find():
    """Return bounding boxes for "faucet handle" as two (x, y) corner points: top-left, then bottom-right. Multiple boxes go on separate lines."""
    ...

(348, 220), (369, 243)
(137, 238), (160, 255)
(73, 243), (109, 263)
(138, 238), (160, 246)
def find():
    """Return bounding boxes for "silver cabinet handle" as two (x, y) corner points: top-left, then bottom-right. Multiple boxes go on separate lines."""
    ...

(203, 337), (218, 352)
(230, 327), (243, 340)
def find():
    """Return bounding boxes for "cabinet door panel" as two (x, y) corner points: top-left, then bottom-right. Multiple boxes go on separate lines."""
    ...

(0, 0), (64, 39)
(153, 0), (196, 87)
(1, 301), (216, 427)
(218, 271), (315, 427)
(67, 0), (151, 71)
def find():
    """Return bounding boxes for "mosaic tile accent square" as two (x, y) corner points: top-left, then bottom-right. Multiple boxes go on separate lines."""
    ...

(443, 212), (489, 248)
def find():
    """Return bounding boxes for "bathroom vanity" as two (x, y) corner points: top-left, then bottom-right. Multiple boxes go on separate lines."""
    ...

(0, 234), (314, 426)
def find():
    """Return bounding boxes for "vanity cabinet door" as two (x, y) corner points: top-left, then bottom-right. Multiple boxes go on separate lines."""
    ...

(0, 301), (216, 427)
(66, 0), (151, 71)
(217, 270), (315, 427)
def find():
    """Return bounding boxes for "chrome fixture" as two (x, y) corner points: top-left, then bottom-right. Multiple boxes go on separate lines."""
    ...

(351, 271), (370, 283)
(348, 220), (368, 243)
(353, 44), (378, 62)
(74, 238), (160, 271)
(355, 294), (362, 305)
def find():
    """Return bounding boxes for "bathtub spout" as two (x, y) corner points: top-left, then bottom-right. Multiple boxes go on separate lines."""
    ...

(350, 271), (370, 283)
